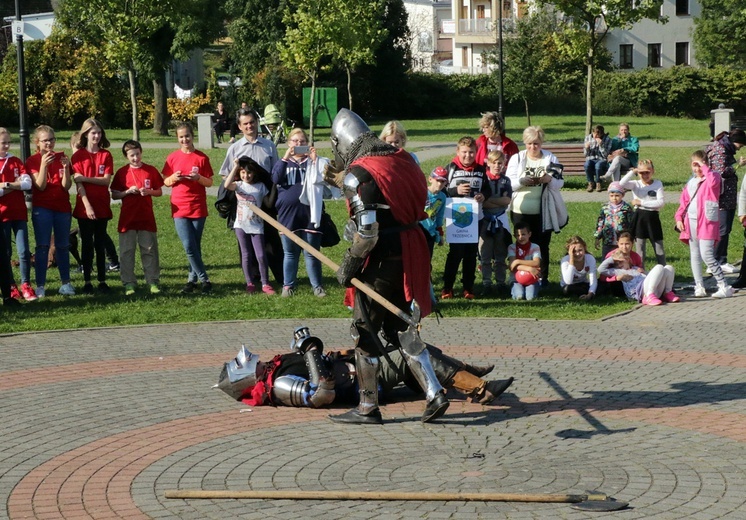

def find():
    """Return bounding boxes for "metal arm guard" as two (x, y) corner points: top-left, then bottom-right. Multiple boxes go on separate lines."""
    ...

(336, 222), (379, 287)
(304, 348), (336, 408)
(272, 373), (335, 408)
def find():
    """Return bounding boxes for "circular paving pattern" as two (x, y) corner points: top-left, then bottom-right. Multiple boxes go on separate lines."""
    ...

(4, 305), (746, 519)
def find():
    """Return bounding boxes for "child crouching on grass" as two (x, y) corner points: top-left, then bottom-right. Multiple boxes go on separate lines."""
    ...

(559, 235), (596, 300)
(110, 140), (163, 296)
(597, 249), (679, 306)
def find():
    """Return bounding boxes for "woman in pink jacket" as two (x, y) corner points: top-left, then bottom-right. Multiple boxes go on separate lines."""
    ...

(674, 151), (732, 298)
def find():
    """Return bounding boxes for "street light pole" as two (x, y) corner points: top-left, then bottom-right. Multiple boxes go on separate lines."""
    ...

(497, 0), (504, 122)
(14, 0), (30, 161)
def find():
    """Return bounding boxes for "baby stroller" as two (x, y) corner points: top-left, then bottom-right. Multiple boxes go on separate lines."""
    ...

(260, 104), (295, 145)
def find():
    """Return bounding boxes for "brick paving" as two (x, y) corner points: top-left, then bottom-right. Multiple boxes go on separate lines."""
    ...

(2, 289), (746, 519)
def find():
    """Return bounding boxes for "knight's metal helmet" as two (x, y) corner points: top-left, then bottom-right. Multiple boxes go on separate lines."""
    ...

(290, 326), (324, 353)
(330, 108), (370, 168)
(216, 345), (260, 400)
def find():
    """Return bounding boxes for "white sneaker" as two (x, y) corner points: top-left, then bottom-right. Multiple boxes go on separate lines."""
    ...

(721, 263), (740, 274)
(705, 266), (712, 275)
(58, 283), (76, 296)
(694, 284), (707, 298)
(36, 286), (45, 298)
(712, 283), (734, 298)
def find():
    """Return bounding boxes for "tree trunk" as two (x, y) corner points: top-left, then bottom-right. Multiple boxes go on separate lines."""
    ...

(152, 71), (169, 136)
(309, 72), (317, 145)
(346, 64), (353, 111)
(128, 68), (140, 141)
(585, 45), (594, 136)
(524, 98), (531, 127)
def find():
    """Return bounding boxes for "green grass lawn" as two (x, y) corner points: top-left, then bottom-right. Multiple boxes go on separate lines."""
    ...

(4, 190), (742, 334)
(2, 113), (743, 333)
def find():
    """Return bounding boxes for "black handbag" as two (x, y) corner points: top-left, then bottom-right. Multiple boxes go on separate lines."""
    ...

(319, 212), (340, 248)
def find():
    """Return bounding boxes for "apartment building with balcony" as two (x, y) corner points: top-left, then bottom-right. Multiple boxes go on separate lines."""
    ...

(446, 0), (527, 74)
(439, 0), (699, 74)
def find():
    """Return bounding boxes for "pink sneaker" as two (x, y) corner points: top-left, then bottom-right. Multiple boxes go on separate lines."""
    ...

(262, 284), (276, 295)
(9, 284), (21, 300)
(246, 283), (256, 294)
(642, 294), (662, 306)
(662, 291), (680, 303)
(20, 282), (38, 302)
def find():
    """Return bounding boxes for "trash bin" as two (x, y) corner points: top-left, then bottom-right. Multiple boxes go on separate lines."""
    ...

(303, 87), (338, 128)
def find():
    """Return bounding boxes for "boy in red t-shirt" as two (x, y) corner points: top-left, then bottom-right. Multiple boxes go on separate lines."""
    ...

(110, 140), (163, 296)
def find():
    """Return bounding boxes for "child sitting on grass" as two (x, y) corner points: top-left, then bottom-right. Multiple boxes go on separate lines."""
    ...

(597, 249), (679, 306)
(507, 222), (541, 301)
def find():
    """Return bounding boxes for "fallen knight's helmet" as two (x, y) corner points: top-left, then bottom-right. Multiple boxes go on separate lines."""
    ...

(215, 345), (260, 400)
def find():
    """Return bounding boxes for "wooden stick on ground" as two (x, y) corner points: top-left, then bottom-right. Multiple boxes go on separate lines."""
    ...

(165, 489), (609, 503)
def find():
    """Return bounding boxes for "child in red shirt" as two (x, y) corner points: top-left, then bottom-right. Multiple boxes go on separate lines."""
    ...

(110, 140), (163, 296)
(0, 128), (36, 301)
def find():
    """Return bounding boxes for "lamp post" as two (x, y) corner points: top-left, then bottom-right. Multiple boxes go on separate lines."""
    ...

(497, 0), (504, 122)
(14, 0), (30, 161)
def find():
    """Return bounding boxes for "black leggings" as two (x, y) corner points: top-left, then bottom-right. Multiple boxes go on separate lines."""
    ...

(78, 218), (111, 283)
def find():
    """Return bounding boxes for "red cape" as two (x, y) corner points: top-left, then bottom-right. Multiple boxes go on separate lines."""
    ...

(351, 150), (432, 317)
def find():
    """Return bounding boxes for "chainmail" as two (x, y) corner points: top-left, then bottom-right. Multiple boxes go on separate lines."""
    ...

(345, 132), (397, 166)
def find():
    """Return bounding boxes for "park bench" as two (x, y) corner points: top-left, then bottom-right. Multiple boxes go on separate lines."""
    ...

(543, 144), (585, 176)
(732, 116), (746, 131)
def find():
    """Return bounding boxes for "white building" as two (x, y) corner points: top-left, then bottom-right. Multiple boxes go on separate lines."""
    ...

(605, 0), (698, 70)
(403, 0), (454, 72)
(437, 0), (698, 74)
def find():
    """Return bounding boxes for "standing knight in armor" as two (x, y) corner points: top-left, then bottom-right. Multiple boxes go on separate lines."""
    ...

(324, 109), (458, 424)
(216, 326), (513, 408)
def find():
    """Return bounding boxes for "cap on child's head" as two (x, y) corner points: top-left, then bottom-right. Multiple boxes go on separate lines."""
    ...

(431, 167), (448, 182)
(608, 182), (625, 194)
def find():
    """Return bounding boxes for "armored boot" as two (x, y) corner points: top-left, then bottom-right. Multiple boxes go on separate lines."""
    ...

(400, 348), (449, 423)
(328, 348), (382, 424)
(451, 370), (514, 404)
(427, 345), (494, 379)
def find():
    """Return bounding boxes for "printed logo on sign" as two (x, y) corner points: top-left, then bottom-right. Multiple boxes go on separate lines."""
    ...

(191, 166), (199, 174)
(14, 168), (19, 178)
(144, 179), (151, 189)
(453, 203), (473, 228)
(99, 165), (105, 175)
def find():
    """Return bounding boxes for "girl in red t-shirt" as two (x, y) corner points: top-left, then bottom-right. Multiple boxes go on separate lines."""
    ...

(26, 125), (74, 298)
(161, 122), (214, 294)
(71, 118), (116, 294)
(0, 128), (36, 301)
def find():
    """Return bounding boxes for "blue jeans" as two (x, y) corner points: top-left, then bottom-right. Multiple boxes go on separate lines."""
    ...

(32, 207), (71, 287)
(584, 159), (608, 184)
(512, 282), (540, 301)
(174, 217), (209, 283)
(280, 231), (323, 289)
(3, 220), (31, 284)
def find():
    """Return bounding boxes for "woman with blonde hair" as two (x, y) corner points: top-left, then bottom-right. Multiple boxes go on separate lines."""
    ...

(271, 127), (330, 297)
(505, 126), (566, 285)
(26, 125), (74, 297)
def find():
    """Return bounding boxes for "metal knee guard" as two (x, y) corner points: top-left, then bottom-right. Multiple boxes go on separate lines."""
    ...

(355, 347), (379, 415)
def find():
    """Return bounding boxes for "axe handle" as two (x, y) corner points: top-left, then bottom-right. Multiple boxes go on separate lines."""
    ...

(247, 202), (417, 328)
(165, 489), (596, 503)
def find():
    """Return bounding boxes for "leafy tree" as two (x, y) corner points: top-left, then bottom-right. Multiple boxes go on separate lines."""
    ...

(279, 0), (336, 143)
(348, 0), (411, 118)
(693, 0), (746, 69)
(226, 0), (287, 89)
(328, 0), (387, 111)
(0, 32), (128, 128)
(539, 0), (665, 134)
(57, 0), (225, 138)
(499, 11), (582, 124)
